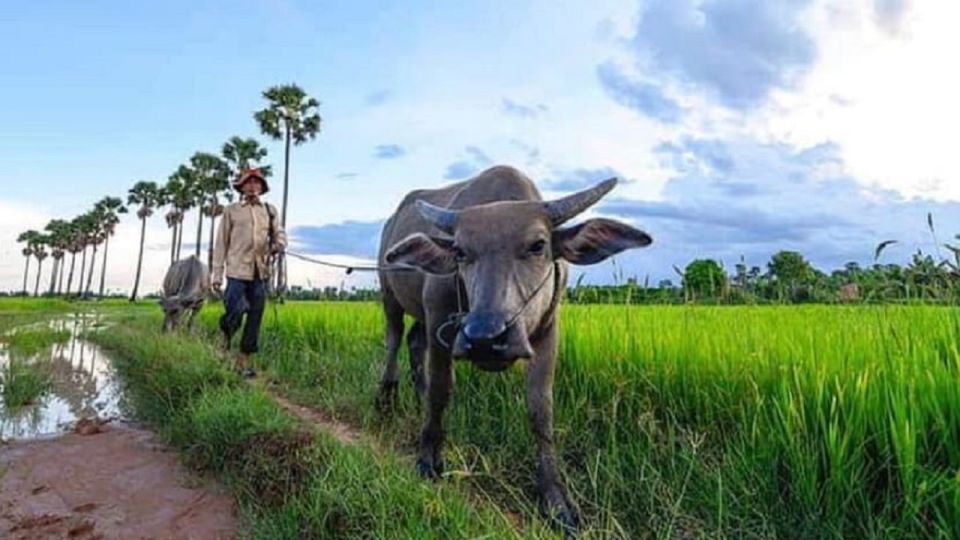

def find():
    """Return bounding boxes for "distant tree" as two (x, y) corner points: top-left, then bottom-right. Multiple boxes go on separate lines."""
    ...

(768, 250), (813, 302)
(127, 181), (162, 301)
(16, 230), (40, 295)
(73, 212), (97, 298)
(164, 168), (197, 262)
(31, 235), (49, 297)
(255, 83), (322, 291)
(222, 136), (271, 178)
(63, 216), (85, 296)
(683, 259), (727, 300)
(189, 152), (230, 265)
(768, 251), (812, 283)
(94, 197), (127, 298)
(43, 219), (71, 295)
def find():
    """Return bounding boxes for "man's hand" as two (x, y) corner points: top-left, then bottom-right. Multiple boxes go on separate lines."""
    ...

(212, 281), (222, 294)
(270, 243), (285, 256)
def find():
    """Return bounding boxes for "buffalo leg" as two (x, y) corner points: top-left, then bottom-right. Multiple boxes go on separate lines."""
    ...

(416, 341), (452, 478)
(186, 304), (200, 331)
(407, 320), (427, 401)
(528, 324), (579, 532)
(376, 288), (405, 412)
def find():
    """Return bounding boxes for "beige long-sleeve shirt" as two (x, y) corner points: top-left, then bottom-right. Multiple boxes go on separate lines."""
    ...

(212, 199), (288, 283)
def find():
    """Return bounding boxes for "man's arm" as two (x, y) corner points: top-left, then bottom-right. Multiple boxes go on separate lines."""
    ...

(211, 207), (232, 287)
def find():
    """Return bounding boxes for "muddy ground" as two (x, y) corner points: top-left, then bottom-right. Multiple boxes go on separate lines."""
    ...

(0, 420), (236, 540)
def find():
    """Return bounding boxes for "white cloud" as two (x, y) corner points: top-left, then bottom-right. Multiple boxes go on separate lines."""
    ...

(0, 199), (52, 293)
(743, 0), (960, 199)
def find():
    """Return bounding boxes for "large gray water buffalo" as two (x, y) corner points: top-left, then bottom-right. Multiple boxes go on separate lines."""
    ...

(160, 255), (210, 332)
(377, 165), (652, 530)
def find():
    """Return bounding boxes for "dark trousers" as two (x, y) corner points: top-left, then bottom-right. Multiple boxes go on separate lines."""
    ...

(220, 277), (267, 354)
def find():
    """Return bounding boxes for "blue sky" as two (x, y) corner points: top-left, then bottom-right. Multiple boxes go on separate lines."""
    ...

(1, 0), (957, 292)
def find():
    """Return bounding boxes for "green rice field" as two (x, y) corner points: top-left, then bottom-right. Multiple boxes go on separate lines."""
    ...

(190, 302), (960, 538)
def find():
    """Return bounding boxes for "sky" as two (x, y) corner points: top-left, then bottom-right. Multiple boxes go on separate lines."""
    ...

(2, 0), (958, 294)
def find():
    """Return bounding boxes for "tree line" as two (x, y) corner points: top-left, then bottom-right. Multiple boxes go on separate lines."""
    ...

(13, 84), (321, 300)
(568, 243), (960, 305)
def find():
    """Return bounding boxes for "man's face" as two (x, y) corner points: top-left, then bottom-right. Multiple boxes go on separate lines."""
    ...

(242, 178), (264, 197)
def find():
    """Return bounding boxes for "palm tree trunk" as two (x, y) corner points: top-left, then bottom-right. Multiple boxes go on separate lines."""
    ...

(131, 216), (147, 301)
(22, 256), (30, 295)
(57, 256), (66, 295)
(278, 124), (292, 292)
(76, 247), (87, 298)
(85, 244), (98, 297)
(65, 252), (76, 296)
(282, 124), (291, 227)
(195, 206), (204, 258)
(34, 260), (44, 297)
(208, 213), (216, 269)
(176, 218), (184, 261)
(48, 257), (59, 295)
(170, 223), (177, 264)
(98, 235), (110, 298)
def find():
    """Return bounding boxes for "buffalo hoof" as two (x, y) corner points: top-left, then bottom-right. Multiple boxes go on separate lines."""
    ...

(415, 458), (443, 480)
(542, 490), (580, 537)
(374, 383), (398, 414)
(553, 509), (580, 538)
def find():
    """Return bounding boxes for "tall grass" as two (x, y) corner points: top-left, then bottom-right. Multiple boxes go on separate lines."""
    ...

(92, 319), (539, 539)
(193, 302), (960, 538)
(0, 323), (65, 409)
(1, 358), (52, 408)
(2, 327), (71, 356)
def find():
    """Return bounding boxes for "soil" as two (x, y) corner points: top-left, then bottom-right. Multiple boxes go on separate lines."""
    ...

(267, 391), (363, 446)
(0, 421), (236, 540)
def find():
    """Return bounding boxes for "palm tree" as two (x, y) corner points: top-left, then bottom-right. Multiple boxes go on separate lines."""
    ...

(165, 168), (197, 262)
(158, 183), (179, 264)
(83, 206), (106, 298)
(32, 235), (50, 297)
(44, 219), (71, 295)
(55, 221), (76, 295)
(255, 84), (322, 291)
(127, 181), (161, 301)
(73, 211), (97, 298)
(189, 152), (229, 261)
(95, 197), (127, 298)
(64, 217), (84, 297)
(222, 136), (271, 177)
(16, 230), (40, 296)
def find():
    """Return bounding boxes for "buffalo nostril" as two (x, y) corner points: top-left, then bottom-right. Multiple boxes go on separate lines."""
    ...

(461, 317), (507, 345)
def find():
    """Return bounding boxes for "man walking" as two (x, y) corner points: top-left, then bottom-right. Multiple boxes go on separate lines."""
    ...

(212, 168), (287, 378)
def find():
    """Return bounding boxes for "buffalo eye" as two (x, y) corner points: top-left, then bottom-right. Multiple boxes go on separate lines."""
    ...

(452, 246), (468, 263)
(527, 239), (547, 257)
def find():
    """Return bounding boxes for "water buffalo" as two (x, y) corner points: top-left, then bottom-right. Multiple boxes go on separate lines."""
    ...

(160, 255), (210, 332)
(376, 165), (652, 530)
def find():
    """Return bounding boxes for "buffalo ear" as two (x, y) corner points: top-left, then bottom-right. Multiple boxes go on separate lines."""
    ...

(553, 218), (652, 265)
(384, 233), (457, 275)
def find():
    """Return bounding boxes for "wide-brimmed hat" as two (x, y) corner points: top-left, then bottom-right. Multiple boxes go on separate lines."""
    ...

(233, 168), (270, 194)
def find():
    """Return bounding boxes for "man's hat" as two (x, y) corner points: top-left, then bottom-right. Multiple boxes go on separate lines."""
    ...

(233, 168), (270, 194)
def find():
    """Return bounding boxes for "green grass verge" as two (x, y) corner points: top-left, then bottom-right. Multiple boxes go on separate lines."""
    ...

(92, 317), (540, 539)
(2, 327), (71, 356)
(0, 358), (52, 409)
(0, 297), (76, 313)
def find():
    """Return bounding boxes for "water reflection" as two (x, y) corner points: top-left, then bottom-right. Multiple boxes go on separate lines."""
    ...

(0, 314), (129, 441)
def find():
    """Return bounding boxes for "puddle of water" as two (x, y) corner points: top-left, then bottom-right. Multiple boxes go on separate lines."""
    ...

(0, 313), (131, 441)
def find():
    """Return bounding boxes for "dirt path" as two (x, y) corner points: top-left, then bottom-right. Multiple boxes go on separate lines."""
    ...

(264, 388), (364, 446)
(0, 421), (236, 540)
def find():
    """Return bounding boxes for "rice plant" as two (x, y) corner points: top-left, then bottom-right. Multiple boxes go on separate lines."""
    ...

(189, 302), (960, 538)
